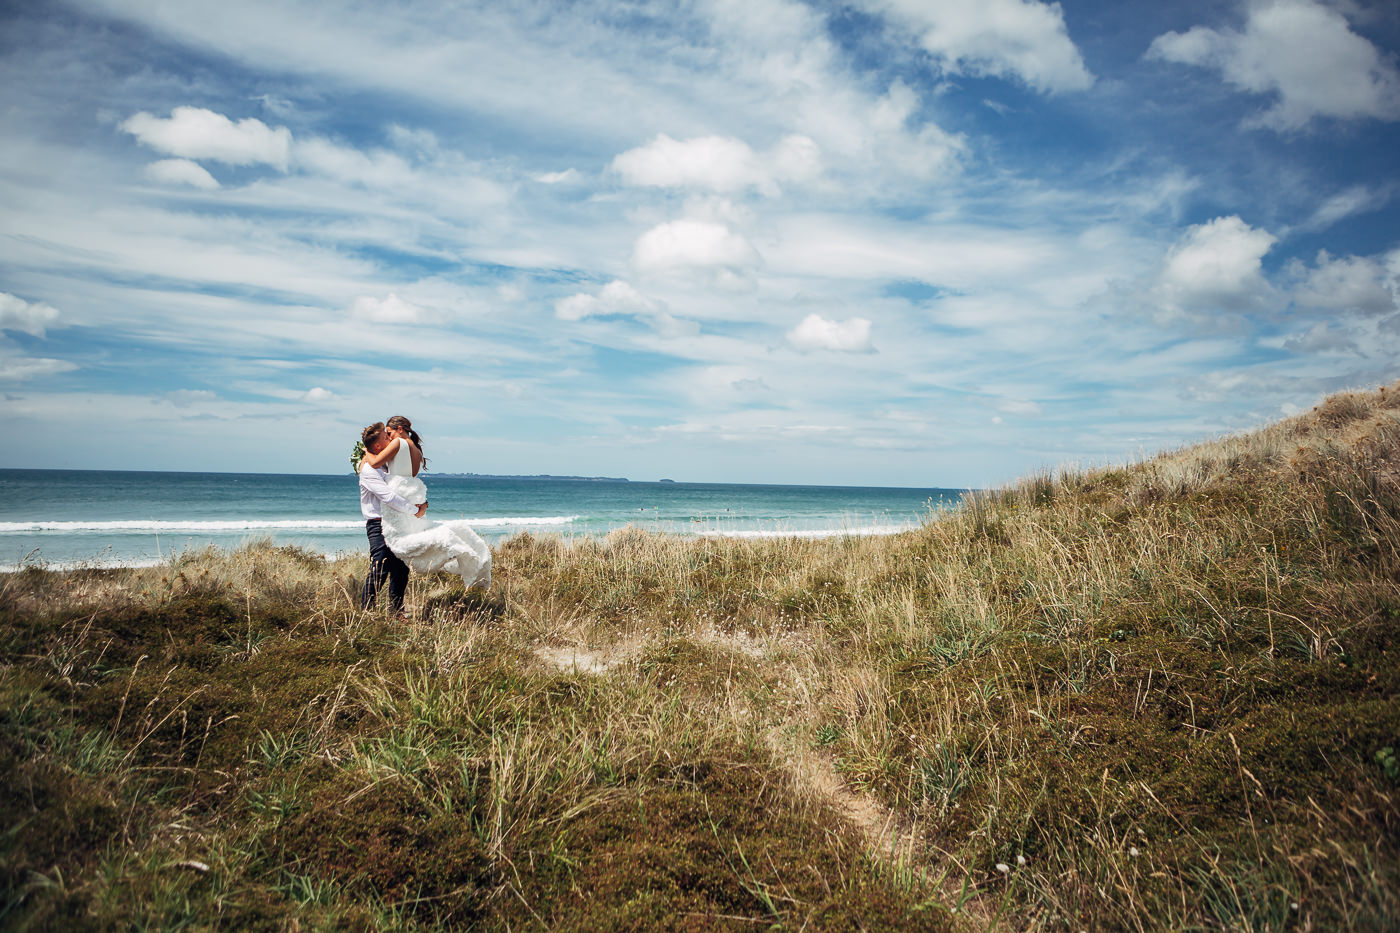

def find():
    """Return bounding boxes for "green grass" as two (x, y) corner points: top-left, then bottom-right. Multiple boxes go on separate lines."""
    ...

(3, 382), (1399, 930)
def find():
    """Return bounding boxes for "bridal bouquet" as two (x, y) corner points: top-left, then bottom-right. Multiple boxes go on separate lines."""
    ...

(349, 440), (366, 473)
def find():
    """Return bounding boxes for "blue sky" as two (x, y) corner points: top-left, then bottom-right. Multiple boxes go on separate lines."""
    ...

(2, 0), (1398, 486)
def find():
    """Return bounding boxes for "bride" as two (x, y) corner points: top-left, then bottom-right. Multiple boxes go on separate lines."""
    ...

(360, 415), (491, 590)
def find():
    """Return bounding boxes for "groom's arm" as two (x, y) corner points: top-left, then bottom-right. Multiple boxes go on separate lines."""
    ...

(359, 465), (419, 515)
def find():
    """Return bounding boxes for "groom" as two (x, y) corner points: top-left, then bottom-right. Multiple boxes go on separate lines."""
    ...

(358, 422), (427, 613)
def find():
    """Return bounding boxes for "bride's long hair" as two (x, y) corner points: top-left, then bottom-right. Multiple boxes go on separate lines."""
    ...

(386, 415), (428, 467)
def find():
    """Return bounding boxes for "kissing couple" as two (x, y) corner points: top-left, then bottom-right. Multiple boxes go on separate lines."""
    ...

(355, 415), (491, 614)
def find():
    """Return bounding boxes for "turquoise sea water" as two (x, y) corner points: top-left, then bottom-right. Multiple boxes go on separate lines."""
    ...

(1, 469), (966, 569)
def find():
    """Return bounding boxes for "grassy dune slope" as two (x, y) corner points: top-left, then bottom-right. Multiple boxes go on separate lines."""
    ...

(3, 383), (1398, 931)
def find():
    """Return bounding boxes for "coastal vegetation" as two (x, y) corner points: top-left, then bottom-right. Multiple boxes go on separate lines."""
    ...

(3, 382), (1398, 930)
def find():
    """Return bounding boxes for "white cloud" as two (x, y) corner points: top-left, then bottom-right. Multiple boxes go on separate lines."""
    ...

(120, 106), (293, 169)
(0, 293), (62, 337)
(611, 133), (820, 195)
(613, 134), (761, 192)
(554, 281), (697, 336)
(534, 168), (580, 184)
(633, 220), (760, 282)
(855, 80), (964, 182)
(293, 137), (414, 188)
(145, 158), (220, 189)
(350, 293), (425, 323)
(996, 397), (1044, 417)
(766, 214), (1058, 285)
(165, 389), (219, 408)
(1282, 321), (1358, 354)
(302, 386), (336, 403)
(695, 3), (964, 186)
(769, 134), (822, 186)
(1147, 0), (1400, 129)
(0, 354), (77, 381)
(732, 376), (772, 395)
(555, 280), (659, 321)
(1304, 185), (1385, 230)
(786, 313), (874, 352)
(876, 0), (1094, 93)
(1290, 251), (1395, 314)
(671, 364), (777, 407)
(1159, 215), (1277, 310)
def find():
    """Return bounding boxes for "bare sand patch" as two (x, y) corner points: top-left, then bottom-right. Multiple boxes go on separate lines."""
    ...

(532, 637), (643, 675)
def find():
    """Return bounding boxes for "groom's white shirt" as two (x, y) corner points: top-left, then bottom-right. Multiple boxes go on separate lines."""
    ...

(359, 462), (416, 520)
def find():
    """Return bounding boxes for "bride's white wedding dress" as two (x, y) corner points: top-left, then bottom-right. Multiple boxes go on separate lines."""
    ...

(380, 440), (492, 590)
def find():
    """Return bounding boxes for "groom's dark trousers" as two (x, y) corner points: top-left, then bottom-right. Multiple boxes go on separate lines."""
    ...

(361, 518), (408, 611)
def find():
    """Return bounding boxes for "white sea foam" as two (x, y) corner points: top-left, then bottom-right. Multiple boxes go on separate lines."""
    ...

(0, 516), (580, 533)
(467, 516), (580, 527)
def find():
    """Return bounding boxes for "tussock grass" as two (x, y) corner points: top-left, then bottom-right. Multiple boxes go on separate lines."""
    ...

(3, 382), (1399, 930)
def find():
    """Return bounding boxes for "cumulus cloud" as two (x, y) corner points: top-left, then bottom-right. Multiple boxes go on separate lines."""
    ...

(614, 134), (760, 192)
(611, 133), (821, 195)
(633, 220), (760, 286)
(1289, 251), (1395, 314)
(555, 280), (658, 321)
(302, 386), (336, 403)
(555, 281), (697, 336)
(1147, 0), (1400, 129)
(0, 293), (62, 337)
(350, 293), (425, 323)
(876, 0), (1094, 93)
(786, 313), (874, 352)
(120, 106), (293, 169)
(145, 158), (220, 189)
(1159, 215), (1277, 310)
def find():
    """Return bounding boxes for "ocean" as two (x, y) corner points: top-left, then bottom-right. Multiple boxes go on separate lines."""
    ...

(1, 469), (966, 569)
